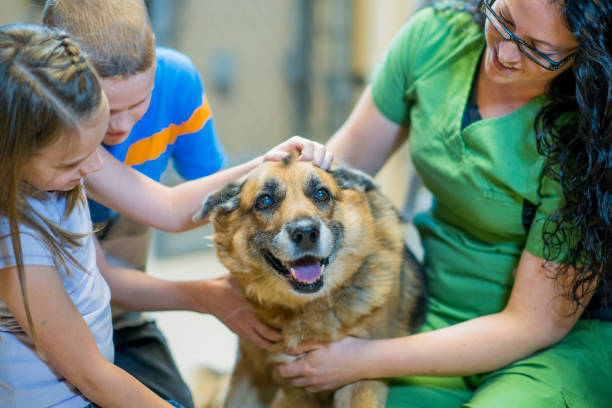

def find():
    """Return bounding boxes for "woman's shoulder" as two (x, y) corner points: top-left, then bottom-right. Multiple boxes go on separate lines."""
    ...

(390, 2), (483, 68)
(407, 1), (480, 35)
(383, 2), (483, 84)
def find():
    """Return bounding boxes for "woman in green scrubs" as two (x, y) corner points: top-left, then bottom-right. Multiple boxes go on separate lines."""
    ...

(278, 0), (612, 406)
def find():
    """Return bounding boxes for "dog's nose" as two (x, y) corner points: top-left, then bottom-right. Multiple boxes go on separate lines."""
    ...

(288, 223), (320, 248)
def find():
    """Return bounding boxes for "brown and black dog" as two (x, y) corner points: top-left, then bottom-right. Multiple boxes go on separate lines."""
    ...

(194, 153), (427, 408)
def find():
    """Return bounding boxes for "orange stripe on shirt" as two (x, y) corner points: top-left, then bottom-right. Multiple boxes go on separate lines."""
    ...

(124, 95), (212, 166)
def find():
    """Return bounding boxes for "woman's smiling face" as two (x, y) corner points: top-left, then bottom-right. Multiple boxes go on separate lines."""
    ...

(482, 0), (578, 88)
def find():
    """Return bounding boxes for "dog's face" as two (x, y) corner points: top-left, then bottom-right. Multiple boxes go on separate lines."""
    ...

(195, 154), (380, 308)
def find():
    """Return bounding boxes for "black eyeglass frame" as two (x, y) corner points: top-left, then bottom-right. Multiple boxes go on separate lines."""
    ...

(481, 0), (575, 71)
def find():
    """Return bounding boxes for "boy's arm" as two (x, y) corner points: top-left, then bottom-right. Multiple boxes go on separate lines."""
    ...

(94, 237), (281, 349)
(85, 136), (333, 232)
(0, 265), (174, 408)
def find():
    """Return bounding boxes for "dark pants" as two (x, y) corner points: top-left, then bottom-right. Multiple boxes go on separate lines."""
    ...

(111, 321), (195, 408)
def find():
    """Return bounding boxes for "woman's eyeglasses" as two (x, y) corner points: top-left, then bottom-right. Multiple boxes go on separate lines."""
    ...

(481, 0), (575, 71)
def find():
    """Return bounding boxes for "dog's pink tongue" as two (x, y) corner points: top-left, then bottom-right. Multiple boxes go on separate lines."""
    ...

(287, 257), (322, 283)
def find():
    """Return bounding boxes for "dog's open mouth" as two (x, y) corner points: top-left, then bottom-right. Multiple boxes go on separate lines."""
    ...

(262, 250), (329, 294)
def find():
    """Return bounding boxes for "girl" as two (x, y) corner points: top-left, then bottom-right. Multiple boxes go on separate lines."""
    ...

(0, 23), (166, 408)
(0, 23), (331, 408)
(278, 0), (612, 407)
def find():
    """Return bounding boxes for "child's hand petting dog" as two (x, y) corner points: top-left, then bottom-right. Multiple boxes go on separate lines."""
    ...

(195, 274), (282, 350)
(263, 135), (334, 170)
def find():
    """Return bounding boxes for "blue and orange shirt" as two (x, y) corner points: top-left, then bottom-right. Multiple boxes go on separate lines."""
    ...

(89, 47), (226, 223)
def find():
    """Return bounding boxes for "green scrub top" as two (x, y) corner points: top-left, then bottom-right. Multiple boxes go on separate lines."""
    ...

(371, 5), (612, 408)
(371, 5), (560, 326)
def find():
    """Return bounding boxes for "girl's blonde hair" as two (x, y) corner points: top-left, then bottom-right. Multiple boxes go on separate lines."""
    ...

(0, 23), (103, 352)
(42, 0), (156, 78)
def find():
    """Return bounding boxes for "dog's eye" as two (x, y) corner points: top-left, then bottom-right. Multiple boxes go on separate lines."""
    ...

(255, 194), (274, 210)
(314, 188), (329, 202)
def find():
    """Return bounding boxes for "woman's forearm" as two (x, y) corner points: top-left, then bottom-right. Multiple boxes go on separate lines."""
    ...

(362, 311), (566, 380)
(326, 86), (408, 176)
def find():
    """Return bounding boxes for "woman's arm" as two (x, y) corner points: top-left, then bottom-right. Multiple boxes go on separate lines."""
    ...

(278, 250), (595, 391)
(84, 136), (333, 232)
(327, 86), (410, 175)
(94, 238), (281, 349)
(0, 265), (174, 408)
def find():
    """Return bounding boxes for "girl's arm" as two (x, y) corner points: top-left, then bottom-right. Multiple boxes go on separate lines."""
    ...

(94, 238), (281, 349)
(0, 265), (174, 408)
(327, 86), (410, 175)
(278, 250), (595, 391)
(85, 149), (259, 232)
(84, 136), (333, 233)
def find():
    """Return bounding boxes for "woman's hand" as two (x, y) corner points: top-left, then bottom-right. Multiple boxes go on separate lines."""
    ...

(277, 336), (369, 392)
(196, 274), (282, 350)
(263, 135), (334, 170)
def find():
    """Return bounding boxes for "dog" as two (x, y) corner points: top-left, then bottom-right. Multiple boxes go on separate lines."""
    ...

(193, 152), (427, 408)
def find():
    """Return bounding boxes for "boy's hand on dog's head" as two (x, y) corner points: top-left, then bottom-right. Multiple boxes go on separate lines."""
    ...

(263, 135), (334, 170)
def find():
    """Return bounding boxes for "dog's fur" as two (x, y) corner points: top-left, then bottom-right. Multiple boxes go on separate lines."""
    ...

(194, 153), (427, 408)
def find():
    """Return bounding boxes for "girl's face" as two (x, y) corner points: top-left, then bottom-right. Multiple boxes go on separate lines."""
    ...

(101, 63), (156, 146)
(24, 97), (109, 192)
(482, 0), (578, 88)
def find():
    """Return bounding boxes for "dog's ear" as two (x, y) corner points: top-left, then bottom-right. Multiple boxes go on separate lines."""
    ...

(329, 166), (377, 193)
(192, 181), (244, 222)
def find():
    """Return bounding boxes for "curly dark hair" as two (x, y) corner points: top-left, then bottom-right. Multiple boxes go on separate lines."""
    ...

(536, 0), (612, 312)
(455, 0), (611, 311)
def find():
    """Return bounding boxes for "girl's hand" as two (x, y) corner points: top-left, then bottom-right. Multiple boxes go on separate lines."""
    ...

(197, 274), (282, 350)
(263, 135), (334, 170)
(277, 336), (368, 392)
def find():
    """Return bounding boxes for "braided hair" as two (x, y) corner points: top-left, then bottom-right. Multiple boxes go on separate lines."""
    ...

(0, 23), (103, 354)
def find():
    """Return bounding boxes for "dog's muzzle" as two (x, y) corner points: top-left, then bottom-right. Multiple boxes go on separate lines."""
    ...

(262, 250), (329, 294)
(262, 218), (334, 294)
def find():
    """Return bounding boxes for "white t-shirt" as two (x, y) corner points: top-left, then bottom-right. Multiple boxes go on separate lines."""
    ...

(0, 189), (113, 408)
